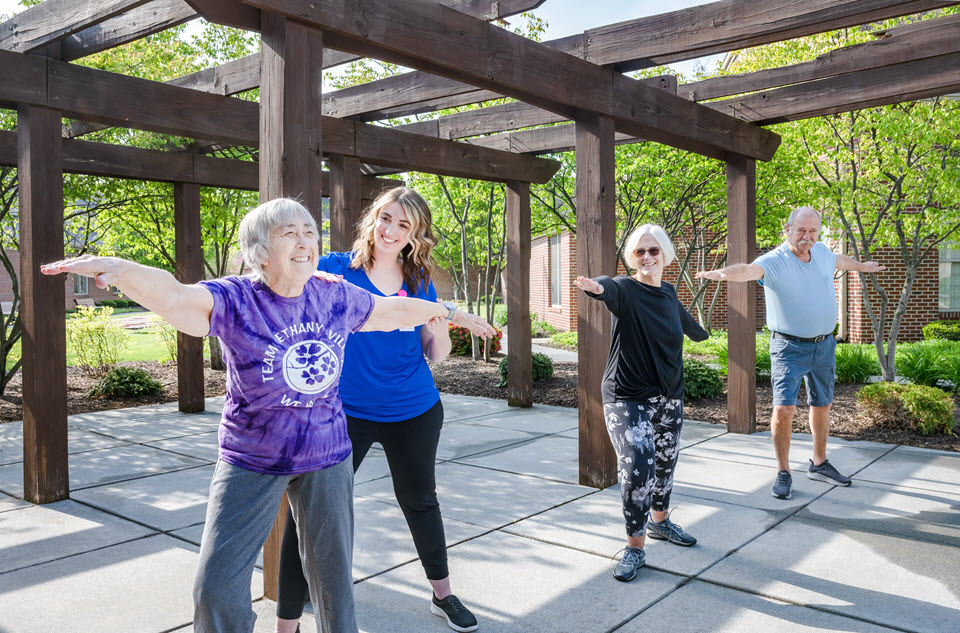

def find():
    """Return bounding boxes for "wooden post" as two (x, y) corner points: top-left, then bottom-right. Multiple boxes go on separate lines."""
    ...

(259, 13), (325, 601)
(575, 114), (617, 489)
(726, 155), (757, 434)
(506, 181), (532, 407)
(19, 105), (68, 504)
(329, 154), (363, 252)
(174, 182), (205, 413)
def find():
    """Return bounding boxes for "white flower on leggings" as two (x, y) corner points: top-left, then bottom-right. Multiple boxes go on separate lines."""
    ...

(631, 478), (656, 505)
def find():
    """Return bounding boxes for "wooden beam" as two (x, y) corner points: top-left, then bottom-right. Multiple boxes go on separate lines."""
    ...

(61, 0), (198, 61)
(329, 155), (363, 252)
(0, 49), (559, 183)
(576, 114), (617, 489)
(465, 123), (641, 155)
(243, 0), (780, 161)
(506, 180), (532, 408)
(174, 182), (205, 413)
(0, 0), (151, 54)
(681, 13), (960, 102)
(259, 14), (324, 600)
(725, 155), (757, 434)
(186, 0), (260, 31)
(711, 52), (960, 125)
(19, 104), (68, 504)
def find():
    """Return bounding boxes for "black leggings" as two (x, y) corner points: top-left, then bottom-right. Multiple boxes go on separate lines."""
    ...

(276, 400), (446, 619)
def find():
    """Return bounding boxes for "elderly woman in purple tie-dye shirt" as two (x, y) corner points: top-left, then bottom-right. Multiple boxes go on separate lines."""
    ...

(41, 198), (496, 633)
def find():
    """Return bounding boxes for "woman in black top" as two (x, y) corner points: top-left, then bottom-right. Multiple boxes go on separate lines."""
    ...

(574, 224), (708, 583)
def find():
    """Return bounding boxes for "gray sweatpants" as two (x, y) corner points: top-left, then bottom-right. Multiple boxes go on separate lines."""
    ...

(193, 457), (356, 633)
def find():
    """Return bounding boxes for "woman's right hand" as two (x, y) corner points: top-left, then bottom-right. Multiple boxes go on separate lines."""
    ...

(574, 276), (603, 295)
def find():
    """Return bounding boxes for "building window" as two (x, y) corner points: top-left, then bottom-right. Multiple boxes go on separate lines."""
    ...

(550, 234), (561, 307)
(940, 245), (960, 310)
(73, 273), (88, 296)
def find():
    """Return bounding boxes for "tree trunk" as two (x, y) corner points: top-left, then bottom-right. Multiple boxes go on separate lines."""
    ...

(208, 336), (226, 371)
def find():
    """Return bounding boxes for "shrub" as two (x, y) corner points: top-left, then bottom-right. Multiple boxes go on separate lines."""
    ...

(150, 315), (178, 363)
(493, 303), (508, 328)
(66, 306), (127, 376)
(449, 323), (502, 356)
(683, 330), (727, 359)
(894, 340), (954, 388)
(683, 358), (724, 401)
(716, 331), (770, 379)
(835, 344), (881, 384)
(532, 319), (556, 337)
(497, 352), (554, 387)
(550, 331), (578, 349)
(857, 382), (955, 436)
(923, 320), (960, 341)
(89, 366), (164, 398)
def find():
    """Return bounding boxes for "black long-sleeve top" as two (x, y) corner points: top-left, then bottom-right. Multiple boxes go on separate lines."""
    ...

(586, 276), (709, 404)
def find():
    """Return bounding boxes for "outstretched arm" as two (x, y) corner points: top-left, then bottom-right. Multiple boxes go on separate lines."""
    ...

(362, 295), (496, 339)
(835, 254), (886, 273)
(41, 255), (213, 337)
(695, 263), (765, 283)
(573, 276), (603, 295)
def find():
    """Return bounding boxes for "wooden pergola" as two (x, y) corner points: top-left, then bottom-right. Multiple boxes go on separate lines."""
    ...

(3, 0), (959, 599)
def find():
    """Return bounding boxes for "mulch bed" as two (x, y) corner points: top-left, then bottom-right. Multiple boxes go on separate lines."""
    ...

(2, 355), (956, 453)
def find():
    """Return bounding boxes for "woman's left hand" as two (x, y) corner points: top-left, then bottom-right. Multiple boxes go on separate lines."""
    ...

(451, 309), (498, 339)
(312, 271), (344, 283)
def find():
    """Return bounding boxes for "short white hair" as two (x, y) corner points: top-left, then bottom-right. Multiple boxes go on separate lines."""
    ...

(238, 198), (318, 281)
(786, 206), (822, 230)
(623, 224), (677, 269)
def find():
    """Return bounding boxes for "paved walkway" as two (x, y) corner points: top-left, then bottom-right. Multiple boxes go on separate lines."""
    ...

(0, 395), (958, 633)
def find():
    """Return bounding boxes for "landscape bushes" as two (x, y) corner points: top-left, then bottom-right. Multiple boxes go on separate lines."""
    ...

(89, 366), (163, 398)
(498, 352), (554, 387)
(449, 323), (502, 356)
(66, 306), (127, 376)
(857, 382), (955, 436)
(683, 358), (724, 401)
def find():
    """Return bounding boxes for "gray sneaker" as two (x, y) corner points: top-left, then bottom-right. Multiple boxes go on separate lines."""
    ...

(808, 459), (851, 486)
(646, 515), (697, 546)
(613, 546), (645, 582)
(772, 469), (792, 499)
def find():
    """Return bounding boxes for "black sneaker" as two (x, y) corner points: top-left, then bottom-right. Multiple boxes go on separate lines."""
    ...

(772, 469), (792, 499)
(808, 459), (852, 486)
(612, 546), (645, 582)
(431, 594), (478, 632)
(646, 515), (697, 546)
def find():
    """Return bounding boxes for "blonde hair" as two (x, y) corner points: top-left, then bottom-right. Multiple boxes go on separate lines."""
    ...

(238, 198), (318, 282)
(350, 187), (437, 295)
(623, 224), (677, 269)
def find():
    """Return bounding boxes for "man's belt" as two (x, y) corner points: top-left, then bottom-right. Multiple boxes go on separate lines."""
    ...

(772, 331), (831, 344)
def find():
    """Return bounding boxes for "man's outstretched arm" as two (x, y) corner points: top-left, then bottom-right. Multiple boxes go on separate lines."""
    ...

(695, 263), (765, 283)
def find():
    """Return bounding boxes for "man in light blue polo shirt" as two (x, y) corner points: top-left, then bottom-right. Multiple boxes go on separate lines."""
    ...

(697, 207), (885, 499)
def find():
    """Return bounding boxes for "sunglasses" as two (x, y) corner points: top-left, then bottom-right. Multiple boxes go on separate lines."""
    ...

(634, 247), (661, 258)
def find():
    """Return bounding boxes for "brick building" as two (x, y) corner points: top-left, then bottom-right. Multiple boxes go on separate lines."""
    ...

(525, 230), (945, 343)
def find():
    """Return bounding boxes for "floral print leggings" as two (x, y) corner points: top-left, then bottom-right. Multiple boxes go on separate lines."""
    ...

(603, 396), (684, 538)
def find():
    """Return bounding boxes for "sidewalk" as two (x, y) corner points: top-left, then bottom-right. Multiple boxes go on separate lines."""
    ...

(500, 332), (577, 362)
(0, 395), (958, 632)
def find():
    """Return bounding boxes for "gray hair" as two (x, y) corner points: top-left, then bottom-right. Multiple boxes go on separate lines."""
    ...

(238, 198), (318, 281)
(623, 224), (677, 269)
(786, 206), (822, 230)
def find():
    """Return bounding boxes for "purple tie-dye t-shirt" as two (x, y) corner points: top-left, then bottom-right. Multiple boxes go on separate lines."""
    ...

(200, 275), (374, 475)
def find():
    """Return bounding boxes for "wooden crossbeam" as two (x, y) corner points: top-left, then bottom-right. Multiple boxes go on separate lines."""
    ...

(0, 49), (558, 182)
(681, 13), (960, 101)
(0, 0), (151, 54)
(243, 0), (779, 161)
(61, 0), (197, 61)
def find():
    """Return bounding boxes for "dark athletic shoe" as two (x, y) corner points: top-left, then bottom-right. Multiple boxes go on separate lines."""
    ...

(646, 516), (697, 546)
(431, 594), (479, 632)
(808, 459), (852, 486)
(772, 469), (793, 499)
(612, 546), (645, 582)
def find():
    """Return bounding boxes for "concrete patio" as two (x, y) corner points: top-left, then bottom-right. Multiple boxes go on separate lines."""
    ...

(0, 394), (957, 633)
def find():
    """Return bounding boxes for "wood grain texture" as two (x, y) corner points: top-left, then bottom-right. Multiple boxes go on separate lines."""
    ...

(18, 105), (68, 504)
(329, 154), (363, 252)
(174, 182), (205, 413)
(0, 0), (151, 53)
(506, 181), (532, 408)
(681, 13), (960, 101)
(725, 156), (757, 435)
(61, 0), (197, 60)
(185, 0), (260, 31)
(575, 114), (617, 489)
(464, 123), (640, 155)
(244, 0), (778, 161)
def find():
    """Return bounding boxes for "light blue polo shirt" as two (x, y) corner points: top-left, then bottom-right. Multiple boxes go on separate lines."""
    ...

(755, 242), (838, 338)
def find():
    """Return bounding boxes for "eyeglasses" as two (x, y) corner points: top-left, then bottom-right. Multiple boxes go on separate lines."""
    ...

(634, 247), (661, 258)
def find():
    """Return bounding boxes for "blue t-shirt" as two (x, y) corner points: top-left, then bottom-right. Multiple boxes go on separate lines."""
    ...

(755, 242), (838, 338)
(200, 275), (374, 475)
(318, 252), (441, 422)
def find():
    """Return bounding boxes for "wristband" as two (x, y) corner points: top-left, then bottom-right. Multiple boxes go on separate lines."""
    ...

(442, 301), (458, 320)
